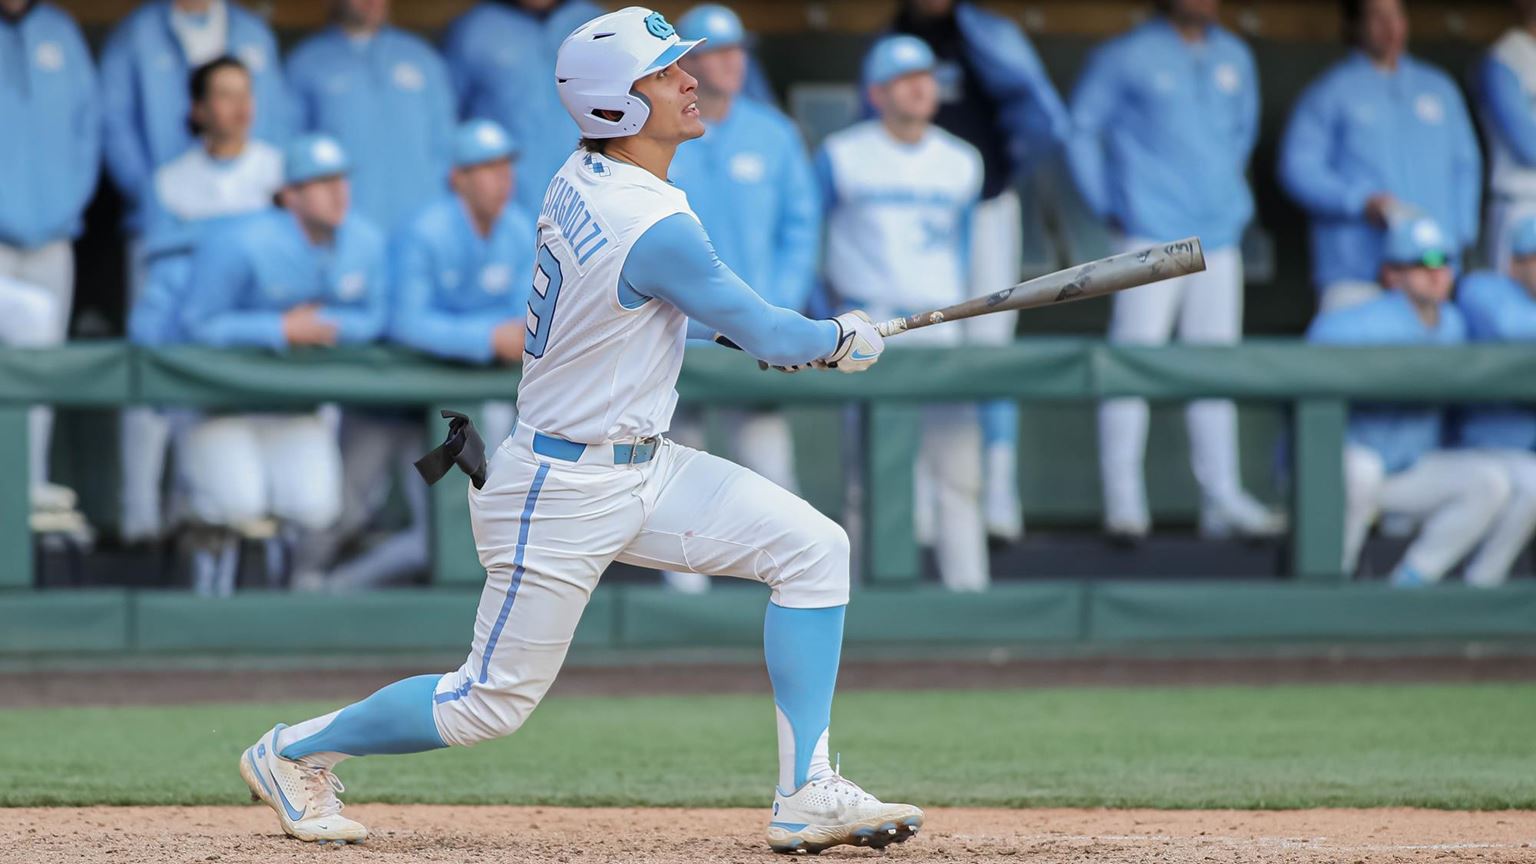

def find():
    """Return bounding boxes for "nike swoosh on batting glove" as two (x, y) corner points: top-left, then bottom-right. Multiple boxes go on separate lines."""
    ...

(823, 310), (885, 373)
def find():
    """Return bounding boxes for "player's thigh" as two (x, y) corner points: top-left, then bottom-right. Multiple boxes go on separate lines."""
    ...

(1378, 450), (1510, 517)
(0, 276), (57, 347)
(259, 412), (344, 530)
(181, 416), (268, 525)
(1178, 245), (1243, 344)
(618, 442), (849, 607)
(1108, 236), (1181, 344)
(921, 403), (981, 496)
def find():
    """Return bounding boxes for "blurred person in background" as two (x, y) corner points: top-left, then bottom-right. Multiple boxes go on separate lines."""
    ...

(1279, 0), (1480, 314)
(1450, 214), (1536, 585)
(1474, 0), (1536, 271)
(327, 119), (533, 593)
(176, 135), (388, 594)
(1067, 0), (1281, 542)
(660, 3), (821, 593)
(122, 55), (283, 543)
(893, 0), (1068, 544)
(0, 0), (99, 535)
(101, 0), (288, 288)
(1309, 216), (1533, 588)
(819, 35), (988, 591)
(287, 0), (455, 232)
(442, 0), (604, 219)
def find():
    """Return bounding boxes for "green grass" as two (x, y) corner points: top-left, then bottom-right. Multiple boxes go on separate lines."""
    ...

(4, 684), (1535, 809)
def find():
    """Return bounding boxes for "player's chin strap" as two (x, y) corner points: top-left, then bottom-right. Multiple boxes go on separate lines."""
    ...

(414, 409), (488, 490)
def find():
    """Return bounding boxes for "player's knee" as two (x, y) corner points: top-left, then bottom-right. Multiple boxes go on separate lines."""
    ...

(1462, 461), (1512, 520)
(276, 485), (342, 532)
(433, 686), (538, 747)
(188, 475), (267, 527)
(1343, 447), (1385, 508)
(775, 513), (850, 607)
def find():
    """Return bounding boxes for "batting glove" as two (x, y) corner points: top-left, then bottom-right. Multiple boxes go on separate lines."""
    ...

(823, 310), (884, 373)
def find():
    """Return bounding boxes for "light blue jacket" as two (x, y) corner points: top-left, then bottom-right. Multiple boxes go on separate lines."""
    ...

(669, 99), (820, 312)
(128, 219), (203, 346)
(180, 208), (389, 350)
(0, 3), (99, 249)
(1307, 290), (1465, 473)
(100, 0), (288, 227)
(1454, 270), (1536, 450)
(1066, 17), (1258, 249)
(287, 26), (456, 232)
(442, 1), (603, 218)
(1279, 52), (1481, 289)
(952, 2), (1069, 179)
(389, 194), (535, 364)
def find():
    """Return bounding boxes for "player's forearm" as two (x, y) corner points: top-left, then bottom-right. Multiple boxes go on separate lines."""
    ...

(191, 312), (288, 351)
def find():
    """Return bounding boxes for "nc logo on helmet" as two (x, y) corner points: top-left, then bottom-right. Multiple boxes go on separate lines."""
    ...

(644, 11), (675, 39)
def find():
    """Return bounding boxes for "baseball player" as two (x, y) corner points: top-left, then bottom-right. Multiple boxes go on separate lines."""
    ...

(893, 0), (1069, 543)
(123, 55), (284, 544)
(1474, 0), (1536, 271)
(660, 3), (821, 592)
(443, 0), (606, 219)
(1067, 0), (1282, 541)
(240, 8), (920, 854)
(1309, 217), (1524, 586)
(319, 119), (535, 593)
(817, 35), (989, 591)
(1279, 0), (1480, 313)
(286, 0), (455, 232)
(177, 135), (386, 583)
(1449, 214), (1536, 586)
(0, 0), (97, 532)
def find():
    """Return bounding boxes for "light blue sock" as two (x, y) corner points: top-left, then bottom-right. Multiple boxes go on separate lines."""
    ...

(981, 400), (1018, 448)
(763, 602), (845, 794)
(278, 674), (447, 761)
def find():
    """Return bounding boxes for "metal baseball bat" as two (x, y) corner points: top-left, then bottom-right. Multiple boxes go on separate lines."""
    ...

(873, 237), (1206, 338)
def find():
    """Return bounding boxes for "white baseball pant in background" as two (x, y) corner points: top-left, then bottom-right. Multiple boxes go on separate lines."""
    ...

(432, 425), (848, 752)
(180, 412), (343, 530)
(1341, 445), (1533, 583)
(966, 189), (1024, 540)
(0, 275), (62, 490)
(1099, 241), (1244, 529)
(916, 404), (987, 592)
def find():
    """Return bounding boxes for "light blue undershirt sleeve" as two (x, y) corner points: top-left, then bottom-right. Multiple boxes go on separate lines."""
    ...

(1479, 56), (1536, 167)
(624, 213), (838, 367)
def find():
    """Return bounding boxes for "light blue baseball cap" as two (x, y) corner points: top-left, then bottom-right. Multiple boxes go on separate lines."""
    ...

(454, 119), (518, 168)
(863, 34), (935, 87)
(1383, 216), (1449, 268)
(676, 4), (746, 51)
(1510, 215), (1536, 260)
(283, 133), (349, 186)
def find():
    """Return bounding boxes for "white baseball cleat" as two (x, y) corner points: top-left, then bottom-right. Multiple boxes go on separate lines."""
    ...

(1200, 492), (1288, 539)
(766, 771), (923, 855)
(239, 724), (368, 844)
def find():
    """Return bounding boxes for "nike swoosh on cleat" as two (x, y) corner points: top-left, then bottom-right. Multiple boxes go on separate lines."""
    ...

(262, 753), (306, 822)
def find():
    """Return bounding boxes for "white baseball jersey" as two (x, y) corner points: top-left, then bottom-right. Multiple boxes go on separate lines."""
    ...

(516, 150), (697, 443)
(821, 120), (982, 345)
(152, 140), (283, 222)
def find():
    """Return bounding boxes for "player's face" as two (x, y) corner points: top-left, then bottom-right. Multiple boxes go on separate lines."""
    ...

(1170, 0), (1219, 23)
(906, 0), (955, 16)
(1388, 264), (1452, 307)
(518, 0), (559, 10)
(873, 71), (939, 125)
(1512, 255), (1536, 297)
(195, 65), (253, 142)
(681, 46), (747, 100)
(337, 0), (388, 30)
(286, 175), (351, 230)
(633, 61), (705, 144)
(453, 159), (514, 224)
(1359, 0), (1408, 60)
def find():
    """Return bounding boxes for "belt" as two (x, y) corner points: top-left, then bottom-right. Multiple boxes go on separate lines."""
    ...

(532, 431), (659, 465)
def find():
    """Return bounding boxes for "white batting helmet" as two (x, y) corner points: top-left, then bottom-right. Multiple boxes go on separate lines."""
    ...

(556, 6), (704, 139)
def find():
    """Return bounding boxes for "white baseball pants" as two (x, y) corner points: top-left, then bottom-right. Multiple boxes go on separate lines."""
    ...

(0, 274), (62, 488)
(910, 404), (988, 591)
(1099, 240), (1245, 528)
(179, 412), (343, 530)
(1342, 445), (1536, 584)
(431, 423), (848, 747)
(966, 189), (1024, 539)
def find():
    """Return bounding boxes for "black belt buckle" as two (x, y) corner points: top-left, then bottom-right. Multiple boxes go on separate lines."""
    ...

(415, 410), (488, 489)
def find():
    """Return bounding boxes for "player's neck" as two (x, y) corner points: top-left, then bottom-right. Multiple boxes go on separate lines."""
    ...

(880, 116), (927, 146)
(1525, 19), (1536, 38)
(605, 137), (677, 183)
(291, 212), (338, 248)
(1406, 294), (1440, 329)
(203, 133), (245, 161)
(1167, 15), (1209, 43)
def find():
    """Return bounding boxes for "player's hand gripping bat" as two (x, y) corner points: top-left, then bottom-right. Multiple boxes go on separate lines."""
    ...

(873, 236), (1206, 338)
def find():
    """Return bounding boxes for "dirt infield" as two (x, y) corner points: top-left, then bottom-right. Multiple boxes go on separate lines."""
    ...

(3, 806), (1533, 864)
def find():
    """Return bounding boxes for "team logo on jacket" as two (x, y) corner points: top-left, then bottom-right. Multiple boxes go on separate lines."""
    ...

(1214, 63), (1240, 94)
(34, 41), (63, 71)
(237, 43), (267, 73)
(393, 62), (425, 91)
(338, 271), (367, 301)
(729, 153), (766, 184)
(481, 264), (512, 294)
(1415, 93), (1444, 125)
